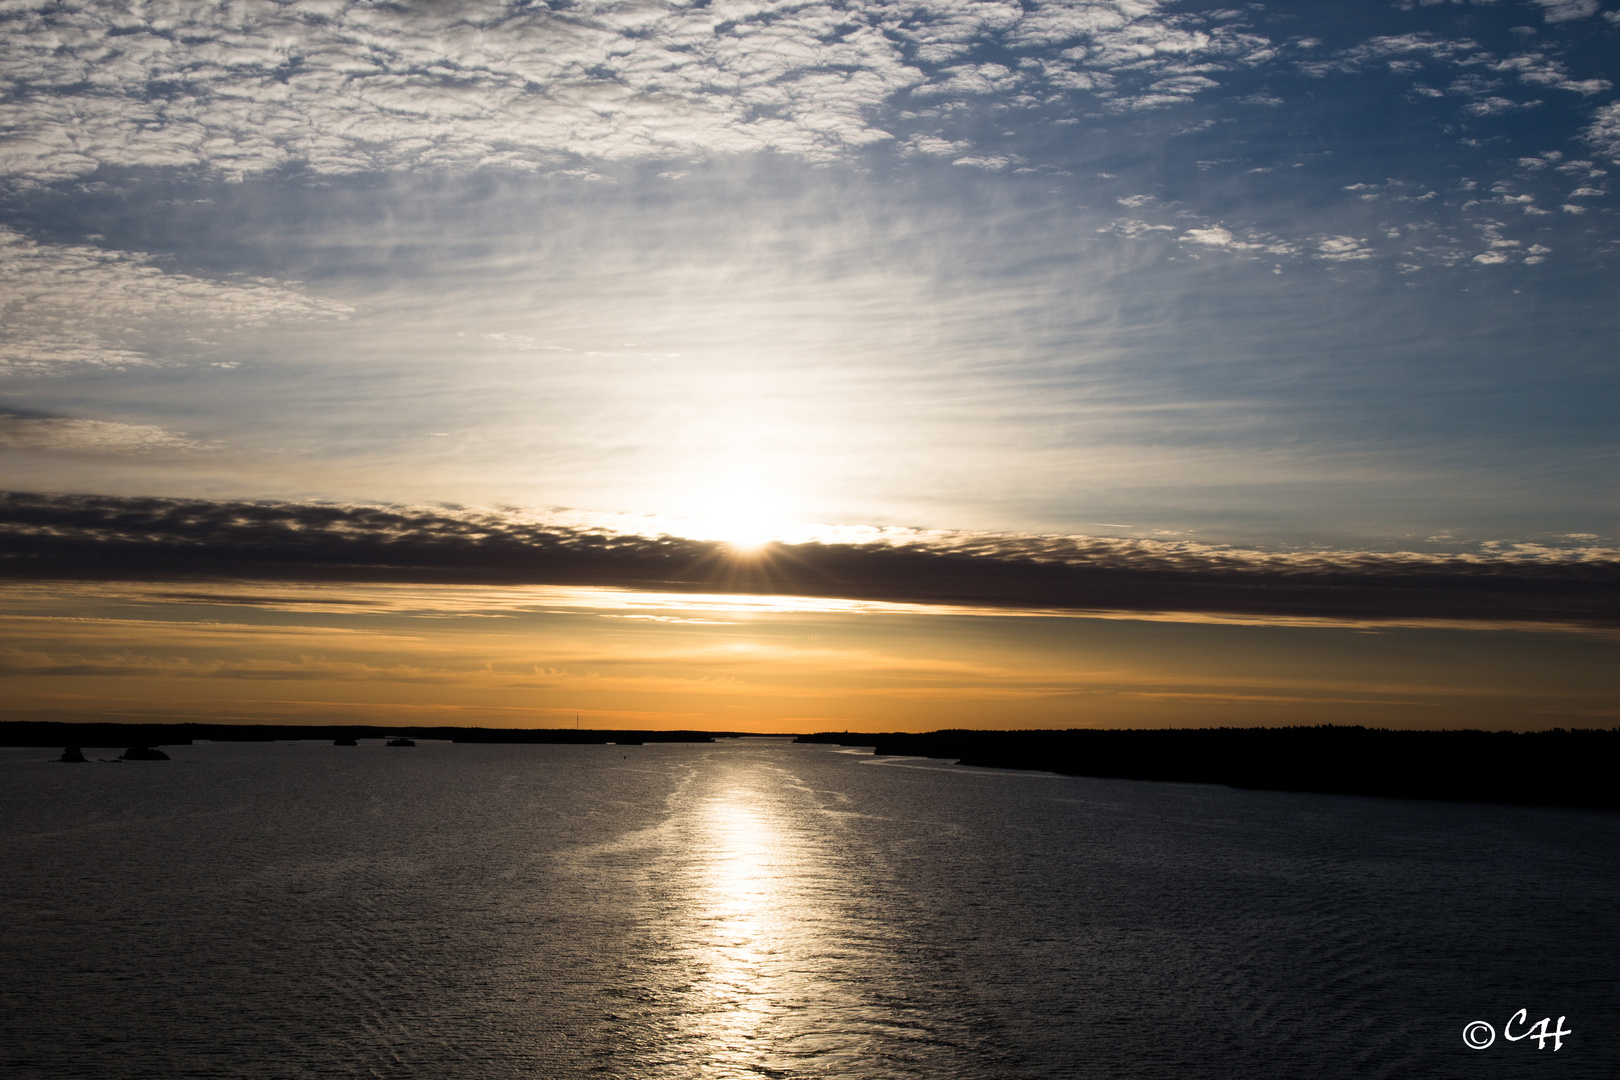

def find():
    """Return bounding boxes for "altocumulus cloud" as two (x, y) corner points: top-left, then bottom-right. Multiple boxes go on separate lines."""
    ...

(2, 494), (1615, 629)
(0, 0), (1272, 183)
(0, 228), (350, 376)
(1, 2), (1613, 273)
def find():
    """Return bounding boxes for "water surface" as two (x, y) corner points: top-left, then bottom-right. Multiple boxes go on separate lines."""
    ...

(2, 739), (1614, 1078)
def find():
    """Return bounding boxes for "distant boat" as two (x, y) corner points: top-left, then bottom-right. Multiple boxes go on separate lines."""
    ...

(386, 737), (416, 747)
(120, 746), (171, 761)
(58, 746), (87, 763)
(333, 737), (358, 746)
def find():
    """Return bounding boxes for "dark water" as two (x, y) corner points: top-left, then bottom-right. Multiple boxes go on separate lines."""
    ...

(2, 739), (1615, 1079)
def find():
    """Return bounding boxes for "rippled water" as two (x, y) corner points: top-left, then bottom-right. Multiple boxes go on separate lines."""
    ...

(3, 739), (1616, 1078)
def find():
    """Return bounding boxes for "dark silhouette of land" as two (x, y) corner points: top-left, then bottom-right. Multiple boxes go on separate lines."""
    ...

(1, 721), (740, 748)
(796, 727), (1620, 810)
(12, 720), (1611, 809)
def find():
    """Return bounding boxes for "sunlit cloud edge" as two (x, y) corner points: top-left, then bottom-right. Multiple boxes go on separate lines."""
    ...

(3, 492), (1618, 633)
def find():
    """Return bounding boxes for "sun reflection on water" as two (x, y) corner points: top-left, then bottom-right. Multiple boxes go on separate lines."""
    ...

(556, 748), (975, 1078)
(658, 773), (959, 1078)
(657, 778), (889, 1079)
(690, 793), (790, 1076)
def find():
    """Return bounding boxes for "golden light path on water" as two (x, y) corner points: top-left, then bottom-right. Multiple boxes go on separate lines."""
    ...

(674, 772), (878, 1080)
(693, 793), (790, 1075)
(572, 751), (955, 1080)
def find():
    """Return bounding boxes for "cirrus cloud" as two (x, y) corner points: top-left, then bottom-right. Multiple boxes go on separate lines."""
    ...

(0, 413), (214, 453)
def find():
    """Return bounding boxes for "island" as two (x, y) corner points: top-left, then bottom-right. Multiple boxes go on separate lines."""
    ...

(796, 726), (1620, 810)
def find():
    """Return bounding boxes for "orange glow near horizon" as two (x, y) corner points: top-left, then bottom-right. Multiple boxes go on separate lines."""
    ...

(2, 581), (1617, 733)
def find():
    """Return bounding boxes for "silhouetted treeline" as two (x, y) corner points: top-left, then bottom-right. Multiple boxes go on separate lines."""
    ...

(0, 721), (735, 747)
(796, 727), (1620, 809)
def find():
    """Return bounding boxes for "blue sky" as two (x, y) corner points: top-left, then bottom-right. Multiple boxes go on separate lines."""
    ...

(2, 0), (1617, 551)
(3, 1), (1619, 731)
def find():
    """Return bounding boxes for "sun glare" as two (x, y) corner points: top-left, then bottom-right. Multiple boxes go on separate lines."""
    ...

(680, 474), (790, 551)
(712, 513), (775, 552)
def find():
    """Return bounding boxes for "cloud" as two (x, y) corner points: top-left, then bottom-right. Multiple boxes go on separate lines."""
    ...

(0, 0), (920, 182)
(912, 62), (1022, 97)
(1300, 33), (1481, 78)
(1307, 32), (1607, 101)
(1465, 96), (1542, 116)
(1587, 102), (1620, 163)
(1314, 235), (1375, 261)
(1492, 53), (1610, 95)
(1099, 219), (1174, 238)
(951, 155), (1011, 170)
(901, 133), (972, 157)
(1179, 224), (1294, 256)
(0, 0), (1277, 184)
(2, 493), (1615, 629)
(1530, 0), (1599, 22)
(0, 228), (349, 375)
(1183, 226), (1247, 248)
(0, 413), (213, 453)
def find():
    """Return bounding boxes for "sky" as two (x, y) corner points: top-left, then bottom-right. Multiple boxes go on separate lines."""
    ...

(2, 0), (1618, 731)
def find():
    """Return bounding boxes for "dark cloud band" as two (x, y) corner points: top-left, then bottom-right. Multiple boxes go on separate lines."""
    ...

(2, 492), (1615, 627)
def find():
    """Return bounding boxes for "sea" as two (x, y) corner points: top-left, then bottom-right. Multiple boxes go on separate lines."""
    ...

(2, 738), (1615, 1079)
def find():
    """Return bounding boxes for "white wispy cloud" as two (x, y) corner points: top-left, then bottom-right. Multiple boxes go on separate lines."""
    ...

(0, 414), (213, 453)
(1531, 0), (1600, 23)
(1587, 103), (1620, 163)
(0, 227), (349, 375)
(1299, 33), (1481, 77)
(1466, 95), (1543, 116)
(1098, 218), (1173, 238)
(1492, 53), (1611, 95)
(1305, 31), (1608, 104)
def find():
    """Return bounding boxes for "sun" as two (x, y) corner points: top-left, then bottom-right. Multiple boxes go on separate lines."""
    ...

(674, 466), (796, 552)
(680, 486), (787, 552)
(705, 510), (777, 552)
